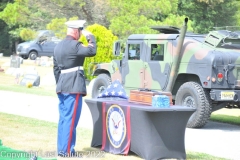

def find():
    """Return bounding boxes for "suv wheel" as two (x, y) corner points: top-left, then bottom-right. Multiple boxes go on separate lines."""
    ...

(91, 74), (111, 98)
(175, 82), (212, 128)
(29, 51), (38, 60)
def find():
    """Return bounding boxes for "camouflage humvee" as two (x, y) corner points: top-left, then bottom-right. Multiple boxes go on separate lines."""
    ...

(89, 18), (240, 128)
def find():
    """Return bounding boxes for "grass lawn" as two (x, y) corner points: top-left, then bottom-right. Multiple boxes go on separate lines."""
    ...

(0, 112), (227, 160)
(210, 108), (240, 126)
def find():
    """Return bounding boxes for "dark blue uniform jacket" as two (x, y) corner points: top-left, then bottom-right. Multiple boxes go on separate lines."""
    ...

(53, 35), (97, 96)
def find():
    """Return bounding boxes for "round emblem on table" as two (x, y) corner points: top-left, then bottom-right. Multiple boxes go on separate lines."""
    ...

(106, 104), (126, 148)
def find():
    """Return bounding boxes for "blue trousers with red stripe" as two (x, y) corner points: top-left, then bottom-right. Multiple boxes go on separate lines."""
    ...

(57, 93), (82, 155)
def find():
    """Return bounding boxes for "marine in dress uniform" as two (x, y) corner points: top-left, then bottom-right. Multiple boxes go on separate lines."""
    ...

(53, 20), (97, 156)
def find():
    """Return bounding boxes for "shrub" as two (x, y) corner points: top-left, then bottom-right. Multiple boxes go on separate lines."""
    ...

(81, 24), (118, 80)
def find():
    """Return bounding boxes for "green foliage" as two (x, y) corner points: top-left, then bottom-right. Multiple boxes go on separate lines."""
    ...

(0, 1), (30, 27)
(107, 0), (193, 39)
(197, 0), (224, 5)
(0, 0), (14, 11)
(46, 16), (79, 39)
(0, 20), (9, 53)
(19, 28), (36, 41)
(234, 0), (240, 26)
(46, 18), (68, 39)
(50, 0), (85, 7)
(109, 15), (159, 40)
(51, 0), (85, 7)
(178, 0), (238, 33)
(83, 24), (118, 80)
(107, 0), (179, 18)
(8, 27), (22, 40)
(0, 0), (82, 47)
(157, 14), (194, 31)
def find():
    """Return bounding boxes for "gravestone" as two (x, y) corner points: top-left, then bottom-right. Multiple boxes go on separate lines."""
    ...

(35, 56), (52, 67)
(19, 67), (40, 87)
(20, 74), (40, 87)
(6, 55), (23, 77)
(10, 55), (21, 68)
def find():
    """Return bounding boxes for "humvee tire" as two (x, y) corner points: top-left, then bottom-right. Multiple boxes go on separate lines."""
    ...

(91, 74), (111, 98)
(175, 82), (212, 128)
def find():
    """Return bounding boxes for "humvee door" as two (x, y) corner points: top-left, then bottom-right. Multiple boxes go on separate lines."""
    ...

(122, 41), (144, 89)
(144, 40), (172, 90)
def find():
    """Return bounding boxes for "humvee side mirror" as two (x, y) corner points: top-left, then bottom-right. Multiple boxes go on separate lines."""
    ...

(113, 41), (121, 56)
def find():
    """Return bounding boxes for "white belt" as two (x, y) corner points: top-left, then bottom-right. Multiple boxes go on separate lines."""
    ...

(61, 66), (83, 74)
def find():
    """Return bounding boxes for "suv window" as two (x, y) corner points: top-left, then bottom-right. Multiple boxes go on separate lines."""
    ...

(128, 44), (140, 60)
(151, 44), (164, 61)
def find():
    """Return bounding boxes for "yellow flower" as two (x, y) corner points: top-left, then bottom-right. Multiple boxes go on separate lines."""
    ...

(26, 82), (33, 88)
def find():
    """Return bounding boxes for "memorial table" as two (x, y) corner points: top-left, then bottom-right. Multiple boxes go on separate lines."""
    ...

(85, 98), (196, 160)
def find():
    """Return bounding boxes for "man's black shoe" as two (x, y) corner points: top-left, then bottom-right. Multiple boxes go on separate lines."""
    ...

(58, 153), (66, 157)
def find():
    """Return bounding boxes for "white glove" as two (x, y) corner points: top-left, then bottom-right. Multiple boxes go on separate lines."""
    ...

(81, 30), (92, 37)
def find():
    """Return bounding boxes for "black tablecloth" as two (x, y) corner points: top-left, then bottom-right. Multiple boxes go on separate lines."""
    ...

(85, 98), (196, 160)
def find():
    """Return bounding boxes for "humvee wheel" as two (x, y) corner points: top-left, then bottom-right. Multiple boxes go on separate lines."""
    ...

(91, 74), (111, 98)
(175, 82), (212, 128)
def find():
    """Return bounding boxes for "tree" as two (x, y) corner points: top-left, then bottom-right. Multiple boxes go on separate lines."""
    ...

(0, 0), (58, 52)
(234, 0), (240, 26)
(106, 0), (193, 39)
(178, 0), (238, 33)
(197, 0), (224, 4)
(46, 17), (69, 39)
(0, 0), (111, 53)
(0, 0), (15, 55)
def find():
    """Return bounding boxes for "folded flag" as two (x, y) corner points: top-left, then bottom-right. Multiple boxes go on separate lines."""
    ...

(97, 80), (128, 99)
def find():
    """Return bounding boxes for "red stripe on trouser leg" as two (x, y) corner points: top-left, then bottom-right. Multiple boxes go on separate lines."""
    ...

(101, 102), (106, 150)
(67, 93), (80, 153)
(124, 106), (131, 155)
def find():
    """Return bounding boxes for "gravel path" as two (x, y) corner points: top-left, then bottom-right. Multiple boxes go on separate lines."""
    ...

(0, 90), (240, 160)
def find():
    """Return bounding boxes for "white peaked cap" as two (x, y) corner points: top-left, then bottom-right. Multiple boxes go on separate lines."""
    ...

(65, 20), (86, 29)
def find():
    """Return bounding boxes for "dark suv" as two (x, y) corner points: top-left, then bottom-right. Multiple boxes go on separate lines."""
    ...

(16, 30), (61, 60)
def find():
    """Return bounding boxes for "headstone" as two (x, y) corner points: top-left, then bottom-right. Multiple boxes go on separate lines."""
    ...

(10, 55), (21, 68)
(20, 67), (40, 86)
(40, 57), (50, 66)
(35, 57), (41, 66)
(35, 56), (53, 67)
(20, 74), (40, 87)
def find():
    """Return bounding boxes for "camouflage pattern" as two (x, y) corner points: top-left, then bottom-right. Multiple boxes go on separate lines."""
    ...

(91, 18), (240, 128)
